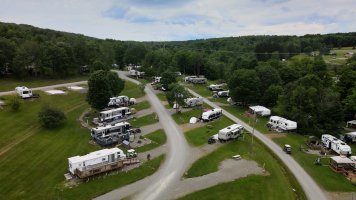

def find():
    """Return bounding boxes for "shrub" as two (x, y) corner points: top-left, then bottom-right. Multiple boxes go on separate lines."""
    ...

(9, 95), (21, 112)
(38, 106), (66, 128)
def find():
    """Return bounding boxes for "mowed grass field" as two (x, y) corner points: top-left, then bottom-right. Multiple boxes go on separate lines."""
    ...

(135, 129), (167, 153)
(121, 81), (145, 99)
(0, 75), (89, 92)
(0, 83), (163, 199)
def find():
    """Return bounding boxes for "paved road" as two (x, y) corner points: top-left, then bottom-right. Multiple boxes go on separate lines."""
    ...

(187, 88), (328, 200)
(97, 71), (192, 200)
(0, 81), (87, 96)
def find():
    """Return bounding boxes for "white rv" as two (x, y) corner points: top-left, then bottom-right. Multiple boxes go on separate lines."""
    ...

(218, 124), (244, 142)
(201, 108), (222, 122)
(208, 84), (224, 91)
(91, 122), (132, 138)
(322, 134), (352, 155)
(68, 148), (126, 175)
(218, 90), (229, 97)
(184, 76), (197, 82)
(129, 70), (145, 77)
(190, 77), (207, 84)
(184, 97), (203, 107)
(345, 132), (356, 143)
(99, 107), (131, 122)
(108, 96), (135, 107)
(152, 76), (161, 84)
(249, 106), (271, 116)
(267, 116), (297, 131)
(15, 86), (33, 98)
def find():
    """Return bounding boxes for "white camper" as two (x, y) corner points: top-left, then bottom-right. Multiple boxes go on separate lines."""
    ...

(267, 116), (297, 131)
(345, 132), (356, 143)
(201, 108), (222, 122)
(218, 124), (244, 142)
(208, 84), (224, 91)
(152, 76), (161, 84)
(190, 77), (207, 84)
(91, 122), (132, 138)
(321, 134), (337, 149)
(184, 97), (203, 107)
(322, 134), (352, 155)
(184, 76), (197, 82)
(15, 86), (33, 98)
(99, 107), (131, 122)
(249, 106), (271, 116)
(218, 90), (229, 97)
(68, 148), (126, 175)
(108, 96), (135, 107)
(129, 70), (145, 77)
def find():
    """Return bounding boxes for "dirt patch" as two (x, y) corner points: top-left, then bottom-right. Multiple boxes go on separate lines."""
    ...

(180, 122), (205, 132)
(327, 192), (356, 200)
(266, 133), (287, 139)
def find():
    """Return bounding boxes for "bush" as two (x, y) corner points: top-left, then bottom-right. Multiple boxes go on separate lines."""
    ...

(9, 95), (21, 112)
(38, 106), (66, 128)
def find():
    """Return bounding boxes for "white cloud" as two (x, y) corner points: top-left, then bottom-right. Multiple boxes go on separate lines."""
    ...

(0, 0), (355, 41)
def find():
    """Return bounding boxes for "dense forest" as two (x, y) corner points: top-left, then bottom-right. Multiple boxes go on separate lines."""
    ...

(0, 21), (356, 136)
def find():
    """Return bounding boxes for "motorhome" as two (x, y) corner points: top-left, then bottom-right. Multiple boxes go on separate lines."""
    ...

(218, 124), (244, 142)
(108, 96), (135, 107)
(201, 108), (222, 122)
(321, 134), (352, 155)
(91, 122), (132, 138)
(267, 116), (297, 131)
(345, 132), (356, 143)
(249, 106), (271, 116)
(99, 107), (131, 122)
(218, 90), (229, 97)
(15, 86), (33, 98)
(208, 84), (224, 91)
(68, 148), (126, 175)
(184, 97), (203, 107)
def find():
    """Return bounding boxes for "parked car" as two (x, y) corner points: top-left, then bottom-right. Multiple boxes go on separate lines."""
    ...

(283, 144), (292, 154)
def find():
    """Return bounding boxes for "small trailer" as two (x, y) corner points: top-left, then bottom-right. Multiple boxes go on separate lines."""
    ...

(184, 97), (203, 107)
(108, 96), (136, 107)
(68, 148), (127, 178)
(344, 132), (356, 143)
(218, 124), (244, 142)
(267, 116), (297, 131)
(201, 108), (222, 122)
(207, 84), (224, 91)
(249, 105), (271, 116)
(15, 86), (33, 98)
(99, 107), (131, 123)
(217, 90), (229, 97)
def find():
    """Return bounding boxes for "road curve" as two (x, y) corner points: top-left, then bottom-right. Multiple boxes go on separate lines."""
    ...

(109, 71), (191, 200)
(187, 88), (327, 200)
(0, 81), (88, 96)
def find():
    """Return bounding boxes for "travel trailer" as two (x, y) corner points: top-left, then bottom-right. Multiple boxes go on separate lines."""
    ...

(99, 107), (131, 123)
(267, 116), (297, 131)
(344, 132), (356, 143)
(129, 70), (145, 77)
(184, 97), (203, 107)
(218, 124), (244, 142)
(190, 77), (207, 84)
(208, 84), (224, 91)
(108, 96), (136, 107)
(201, 108), (222, 122)
(91, 122), (132, 138)
(249, 106), (271, 116)
(218, 90), (229, 97)
(322, 134), (352, 155)
(15, 86), (33, 98)
(184, 76), (197, 82)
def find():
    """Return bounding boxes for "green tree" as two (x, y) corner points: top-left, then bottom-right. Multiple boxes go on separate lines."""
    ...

(262, 85), (283, 107)
(166, 83), (190, 113)
(303, 46), (313, 55)
(38, 106), (66, 129)
(91, 60), (108, 72)
(106, 71), (125, 96)
(86, 70), (113, 110)
(256, 65), (282, 91)
(161, 71), (177, 89)
(228, 69), (261, 105)
(9, 95), (21, 112)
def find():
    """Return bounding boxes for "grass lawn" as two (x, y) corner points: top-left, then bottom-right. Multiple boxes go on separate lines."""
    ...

(59, 155), (164, 200)
(273, 134), (356, 191)
(135, 129), (166, 152)
(181, 134), (306, 200)
(186, 84), (212, 97)
(121, 81), (145, 99)
(0, 75), (89, 92)
(172, 108), (203, 124)
(130, 113), (159, 127)
(156, 92), (167, 101)
(184, 116), (234, 146)
(131, 101), (150, 111)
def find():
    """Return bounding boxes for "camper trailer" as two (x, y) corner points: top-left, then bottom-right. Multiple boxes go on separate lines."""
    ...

(208, 84), (224, 91)
(201, 108), (222, 122)
(267, 116), (297, 131)
(249, 106), (271, 116)
(218, 124), (244, 142)
(218, 90), (229, 97)
(184, 97), (203, 107)
(321, 134), (352, 155)
(344, 132), (356, 143)
(184, 76), (197, 82)
(68, 148), (126, 178)
(91, 122), (131, 138)
(129, 70), (145, 78)
(152, 76), (162, 84)
(108, 96), (135, 107)
(99, 107), (131, 123)
(190, 77), (207, 84)
(15, 86), (33, 98)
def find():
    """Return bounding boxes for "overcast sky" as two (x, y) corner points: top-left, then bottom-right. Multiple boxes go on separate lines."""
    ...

(0, 0), (355, 41)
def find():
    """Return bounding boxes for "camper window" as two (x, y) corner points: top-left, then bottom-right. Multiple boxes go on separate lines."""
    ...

(23, 91), (29, 94)
(102, 158), (105, 161)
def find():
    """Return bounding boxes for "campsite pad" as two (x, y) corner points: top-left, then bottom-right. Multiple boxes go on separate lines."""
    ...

(45, 89), (66, 95)
(67, 86), (85, 90)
